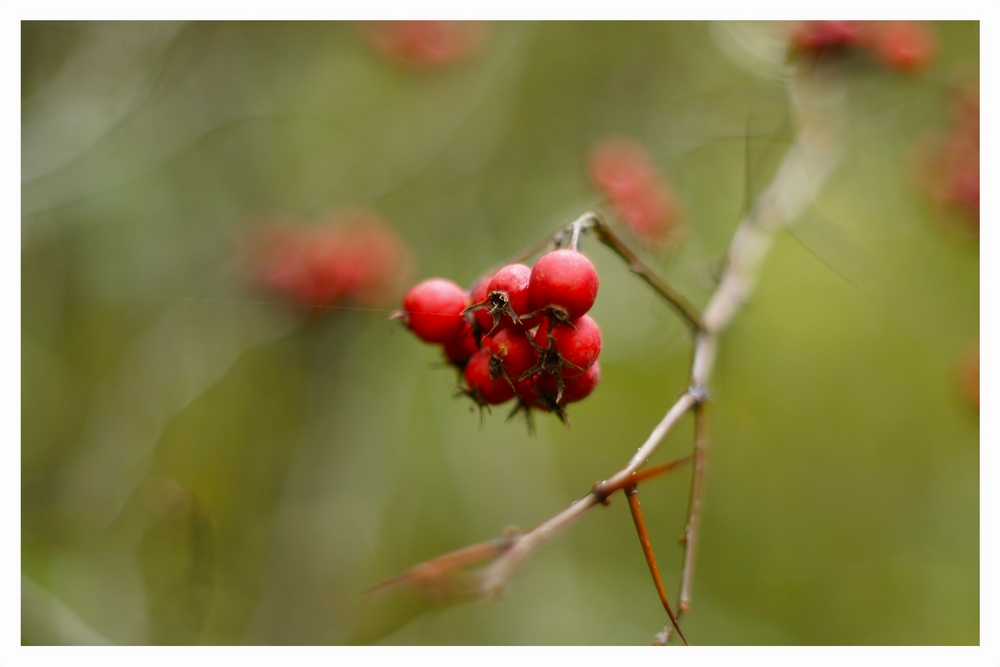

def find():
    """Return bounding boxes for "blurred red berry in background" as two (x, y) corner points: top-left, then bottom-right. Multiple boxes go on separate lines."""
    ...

(789, 21), (863, 56)
(868, 21), (937, 72)
(909, 86), (979, 236)
(787, 21), (937, 73)
(588, 137), (683, 247)
(956, 339), (979, 412)
(252, 210), (413, 310)
(589, 137), (658, 201)
(362, 21), (489, 69)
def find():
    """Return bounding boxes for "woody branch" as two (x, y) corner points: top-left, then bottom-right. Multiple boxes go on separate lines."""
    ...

(380, 64), (846, 644)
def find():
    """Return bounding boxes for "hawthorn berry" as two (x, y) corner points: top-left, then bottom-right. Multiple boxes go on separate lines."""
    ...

(443, 321), (480, 366)
(909, 86), (979, 235)
(464, 348), (516, 405)
(486, 328), (538, 385)
(467, 263), (540, 333)
(402, 278), (468, 344)
(537, 360), (601, 405)
(362, 21), (489, 69)
(589, 137), (658, 201)
(789, 21), (862, 56)
(529, 249), (599, 320)
(956, 340), (979, 411)
(253, 213), (411, 310)
(513, 376), (542, 407)
(589, 137), (682, 247)
(467, 278), (494, 334)
(870, 21), (936, 72)
(532, 314), (602, 379)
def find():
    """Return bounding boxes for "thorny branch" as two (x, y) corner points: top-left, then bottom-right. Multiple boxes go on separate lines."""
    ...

(373, 65), (846, 644)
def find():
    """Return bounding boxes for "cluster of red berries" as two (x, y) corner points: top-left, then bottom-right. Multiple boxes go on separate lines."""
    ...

(362, 21), (489, 69)
(252, 211), (412, 311)
(789, 21), (937, 72)
(399, 248), (603, 423)
(588, 137), (684, 249)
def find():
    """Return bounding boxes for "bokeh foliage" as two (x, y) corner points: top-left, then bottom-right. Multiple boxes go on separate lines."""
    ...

(22, 21), (978, 645)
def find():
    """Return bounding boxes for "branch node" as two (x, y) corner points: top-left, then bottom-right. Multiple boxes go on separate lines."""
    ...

(687, 384), (710, 404)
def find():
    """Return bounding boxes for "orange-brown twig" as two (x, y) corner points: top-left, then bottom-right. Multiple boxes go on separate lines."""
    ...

(624, 485), (688, 645)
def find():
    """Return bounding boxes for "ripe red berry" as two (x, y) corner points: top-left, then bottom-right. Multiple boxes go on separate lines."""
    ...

(790, 21), (862, 55)
(529, 249), (599, 320)
(487, 328), (538, 383)
(513, 376), (542, 407)
(589, 137), (682, 247)
(362, 21), (488, 69)
(464, 348), (515, 405)
(467, 278), (494, 334)
(487, 263), (541, 330)
(956, 340), (979, 411)
(589, 137), (658, 201)
(537, 360), (601, 404)
(402, 278), (468, 343)
(443, 321), (480, 366)
(534, 314), (602, 378)
(253, 213), (411, 309)
(870, 21), (936, 72)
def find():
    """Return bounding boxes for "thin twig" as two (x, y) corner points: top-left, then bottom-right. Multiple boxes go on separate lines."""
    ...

(655, 401), (710, 645)
(624, 485), (688, 645)
(595, 391), (699, 497)
(479, 493), (600, 597)
(587, 215), (705, 334)
(365, 536), (513, 595)
(680, 401), (708, 613)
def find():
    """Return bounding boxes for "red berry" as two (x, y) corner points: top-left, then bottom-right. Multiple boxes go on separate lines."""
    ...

(486, 263), (541, 330)
(363, 21), (488, 69)
(529, 249), (599, 319)
(253, 213), (411, 309)
(956, 340), (979, 411)
(443, 321), (480, 366)
(513, 376), (542, 407)
(589, 137), (658, 201)
(614, 182), (679, 246)
(537, 361), (601, 404)
(790, 21), (862, 55)
(871, 21), (936, 72)
(402, 278), (468, 343)
(487, 328), (538, 382)
(468, 276), (495, 334)
(464, 348), (515, 405)
(534, 314), (602, 378)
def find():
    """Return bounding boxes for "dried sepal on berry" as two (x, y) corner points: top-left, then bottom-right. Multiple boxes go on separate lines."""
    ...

(464, 263), (539, 334)
(463, 348), (516, 407)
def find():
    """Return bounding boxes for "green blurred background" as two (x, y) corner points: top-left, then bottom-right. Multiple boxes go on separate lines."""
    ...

(21, 21), (978, 645)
